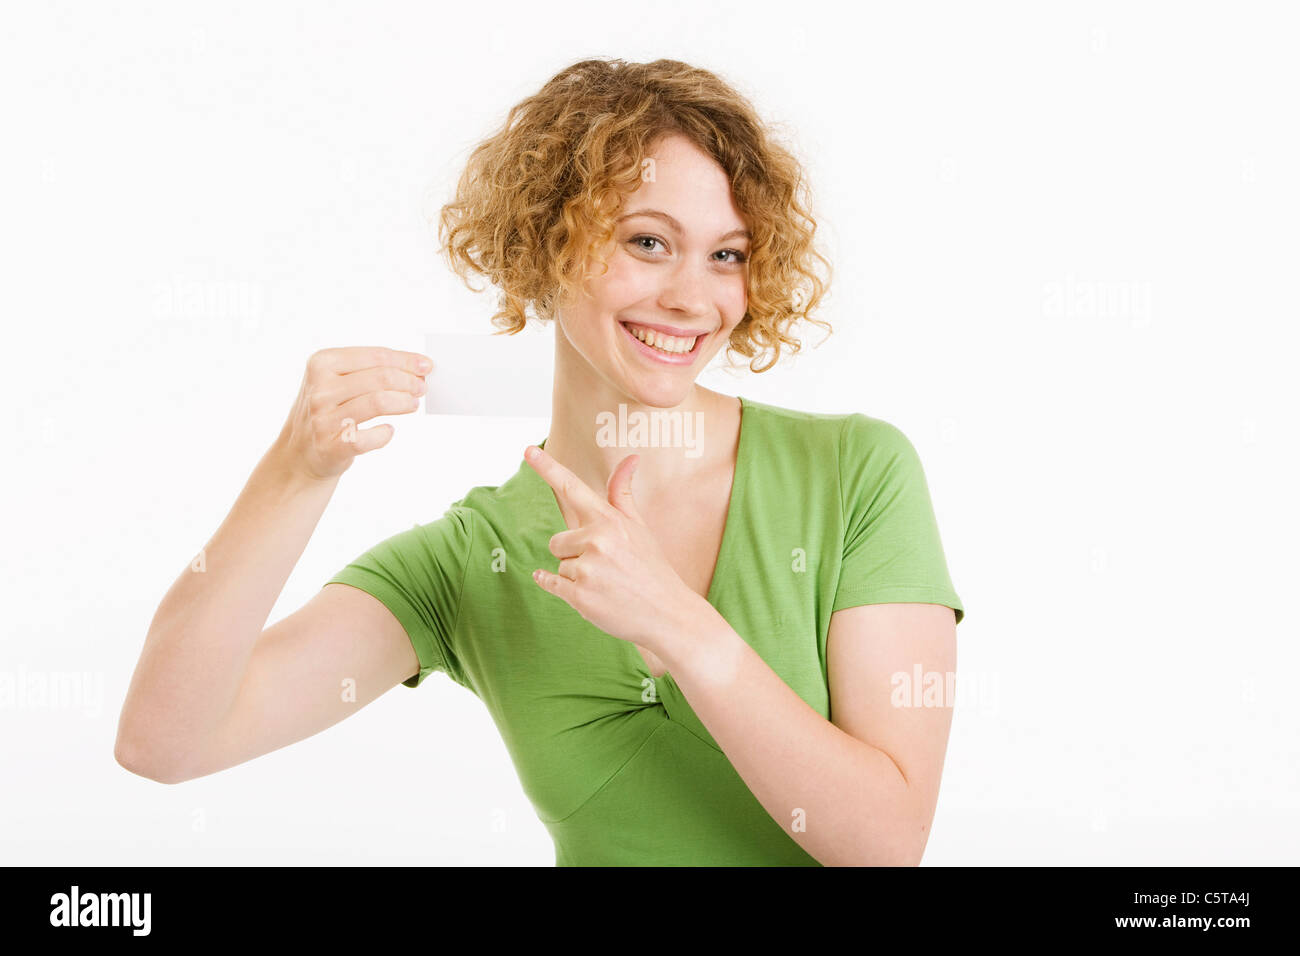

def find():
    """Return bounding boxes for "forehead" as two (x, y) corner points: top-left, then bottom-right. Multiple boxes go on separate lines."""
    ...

(625, 134), (746, 231)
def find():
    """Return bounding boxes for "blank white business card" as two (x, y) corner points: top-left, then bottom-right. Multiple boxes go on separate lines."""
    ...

(422, 330), (553, 417)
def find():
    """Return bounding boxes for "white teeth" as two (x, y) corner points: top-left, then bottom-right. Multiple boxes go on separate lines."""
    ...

(625, 324), (698, 354)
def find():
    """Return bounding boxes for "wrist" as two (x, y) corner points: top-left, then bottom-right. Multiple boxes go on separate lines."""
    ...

(655, 595), (741, 683)
(260, 439), (340, 496)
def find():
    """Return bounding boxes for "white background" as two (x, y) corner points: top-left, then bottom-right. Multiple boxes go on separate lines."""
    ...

(2, 1), (1296, 865)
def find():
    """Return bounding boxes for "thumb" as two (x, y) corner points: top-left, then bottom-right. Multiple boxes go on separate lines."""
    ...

(606, 453), (643, 521)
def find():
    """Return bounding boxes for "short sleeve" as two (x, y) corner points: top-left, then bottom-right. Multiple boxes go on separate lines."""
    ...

(325, 506), (475, 687)
(833, 415), (965, 624)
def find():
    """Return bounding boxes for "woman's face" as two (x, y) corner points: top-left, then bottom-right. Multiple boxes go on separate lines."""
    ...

(556, 133), (751, 407)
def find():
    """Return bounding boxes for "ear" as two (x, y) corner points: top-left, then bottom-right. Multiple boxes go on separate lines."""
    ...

(606, 454), (643, 522)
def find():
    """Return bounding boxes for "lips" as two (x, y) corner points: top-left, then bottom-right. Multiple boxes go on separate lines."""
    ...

(622, 320), (710, 340)
(619, 321), (707, 365)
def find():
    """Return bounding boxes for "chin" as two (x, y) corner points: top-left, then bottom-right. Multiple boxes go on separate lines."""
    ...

(618, 380), (696, 409)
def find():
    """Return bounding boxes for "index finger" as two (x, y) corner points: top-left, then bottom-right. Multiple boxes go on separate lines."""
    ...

(317, 346), (434, 376)
(524, 445), (610, 526)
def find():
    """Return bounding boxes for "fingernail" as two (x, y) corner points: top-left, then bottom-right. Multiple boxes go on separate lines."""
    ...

(417, 357), (433, 372)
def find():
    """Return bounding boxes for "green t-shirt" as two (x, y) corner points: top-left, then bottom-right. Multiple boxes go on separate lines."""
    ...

(326, 395), (964, 865)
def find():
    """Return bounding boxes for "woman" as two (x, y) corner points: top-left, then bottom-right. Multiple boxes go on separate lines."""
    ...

(115, 57), (965, 866)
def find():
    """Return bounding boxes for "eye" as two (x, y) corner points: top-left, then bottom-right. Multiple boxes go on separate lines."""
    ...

(629, 235), (666, 254)
(715, 249), (749, 265)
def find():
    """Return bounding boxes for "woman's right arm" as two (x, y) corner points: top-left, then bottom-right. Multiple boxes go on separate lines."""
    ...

(114, 346), (432, 784)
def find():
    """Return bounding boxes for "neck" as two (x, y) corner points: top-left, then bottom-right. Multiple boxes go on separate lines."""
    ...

(543, 332), (736, 500)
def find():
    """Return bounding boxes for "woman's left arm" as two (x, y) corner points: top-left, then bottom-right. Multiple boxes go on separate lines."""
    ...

(659, 598), (957, 867)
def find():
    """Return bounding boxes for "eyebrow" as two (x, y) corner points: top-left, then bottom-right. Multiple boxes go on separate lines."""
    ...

(616, 208), (751, 243)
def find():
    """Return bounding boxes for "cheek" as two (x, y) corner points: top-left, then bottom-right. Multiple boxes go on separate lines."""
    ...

(723, 280), (748, 326)
(597, 254), (658, 303)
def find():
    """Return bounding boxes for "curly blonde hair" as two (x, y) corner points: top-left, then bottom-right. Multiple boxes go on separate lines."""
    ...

(436, 57), (832, 372)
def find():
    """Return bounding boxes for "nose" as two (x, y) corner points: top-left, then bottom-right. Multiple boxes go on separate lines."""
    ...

(655, 257), (713, 321)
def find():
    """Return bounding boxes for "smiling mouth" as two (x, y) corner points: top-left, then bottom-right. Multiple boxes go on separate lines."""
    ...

(619, 321), (706, 358)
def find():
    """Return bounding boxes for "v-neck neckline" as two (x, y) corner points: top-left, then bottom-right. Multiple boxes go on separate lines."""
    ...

(535, 394), (751, 685)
